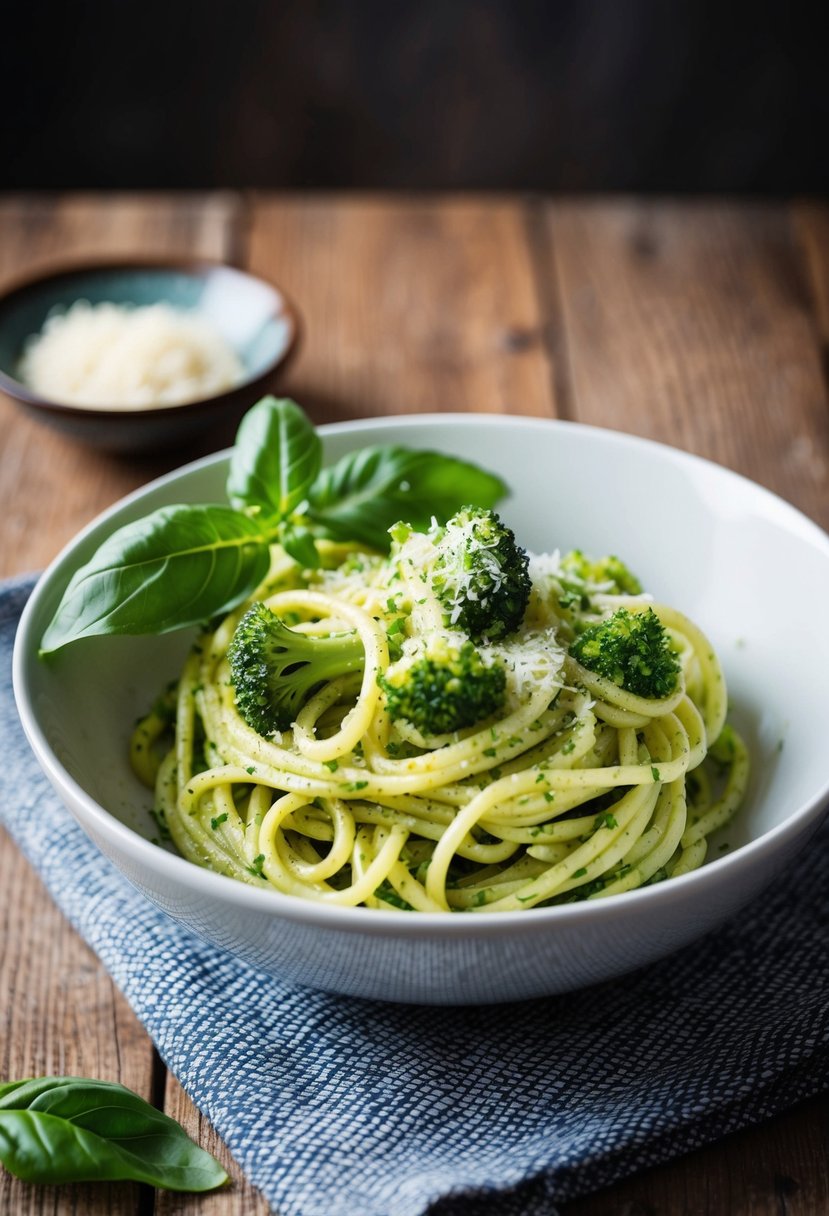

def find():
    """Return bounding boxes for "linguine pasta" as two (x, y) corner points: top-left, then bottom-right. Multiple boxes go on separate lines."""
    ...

(131, 539), (748, 912)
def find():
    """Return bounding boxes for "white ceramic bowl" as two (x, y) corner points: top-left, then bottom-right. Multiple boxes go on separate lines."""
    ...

(13, 416), (829, 1004)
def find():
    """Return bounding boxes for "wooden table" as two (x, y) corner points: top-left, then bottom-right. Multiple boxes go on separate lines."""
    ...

(1, 194), (827, 1215)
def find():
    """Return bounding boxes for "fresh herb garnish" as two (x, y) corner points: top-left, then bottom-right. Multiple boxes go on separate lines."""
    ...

(0, 1077), (228, 1191)
(150, 806), (172, 841)
(374, 882), (415, 911)
(246, 853), (267, 879)
(593, 811), (618, 831)
(40, 397), (506, 653)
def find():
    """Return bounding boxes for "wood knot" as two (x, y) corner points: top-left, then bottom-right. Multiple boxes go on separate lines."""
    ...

(629, 228), (659, 260)
(499, 327), (538, 352)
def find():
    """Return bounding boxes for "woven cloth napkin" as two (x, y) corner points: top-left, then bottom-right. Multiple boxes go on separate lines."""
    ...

(2, 574), (827, 1216)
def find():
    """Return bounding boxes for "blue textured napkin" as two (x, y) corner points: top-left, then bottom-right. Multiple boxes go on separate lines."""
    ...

(2, 574), (827, 1216)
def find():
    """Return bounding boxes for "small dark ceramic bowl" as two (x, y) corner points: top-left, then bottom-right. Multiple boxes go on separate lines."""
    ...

(0, 261), (299, 453)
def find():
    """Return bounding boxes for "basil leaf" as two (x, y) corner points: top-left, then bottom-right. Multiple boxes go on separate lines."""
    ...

(0, 1077), (227, 1191)
(280, 523), (321, 569)
(227, 396), (321, 519)
(306, 446), (507, 549)
(40, 505), (274, 653)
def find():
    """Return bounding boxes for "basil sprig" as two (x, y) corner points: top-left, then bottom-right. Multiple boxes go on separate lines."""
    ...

(0, 1077), (228, 1192)
(305, 444), (505, 547)
(40, 397), (507, 653)
(226, 391), (320, 518)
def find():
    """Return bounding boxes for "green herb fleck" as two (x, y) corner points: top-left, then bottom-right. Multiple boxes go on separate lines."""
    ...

(593, 811), (618, 831)
(375, 882), (415, 911)
(246, 853), (266, 879)
(150, 807), (172, 841)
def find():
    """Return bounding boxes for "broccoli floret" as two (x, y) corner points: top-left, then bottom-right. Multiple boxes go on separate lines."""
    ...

(430, 507), (531, 641)
(228, 602), (364, 735)
(570, 607), (680, 698)
(560, 550), (643, 595)
(379, 635), (506, 735)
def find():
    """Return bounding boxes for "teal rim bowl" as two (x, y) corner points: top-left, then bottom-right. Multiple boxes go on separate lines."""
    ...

(0, 260), (300, 453)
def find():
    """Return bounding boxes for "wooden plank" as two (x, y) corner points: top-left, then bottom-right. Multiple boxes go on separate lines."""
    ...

(0, 194), (243, 1216)
(154, 1078), (270, 1216)
(542, 199), (829, 529)
(793, 200), (829, 348)
(0, 193), (241, 579)
(246, 193), (557, 423)
(0, 193), (239, 286)
(540, 198), (829, 1216)
(563, 1094), (829, 1215)
(0, 832), (150, 1215)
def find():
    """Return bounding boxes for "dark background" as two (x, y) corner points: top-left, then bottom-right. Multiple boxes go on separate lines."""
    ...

(5, 0), (826, 193)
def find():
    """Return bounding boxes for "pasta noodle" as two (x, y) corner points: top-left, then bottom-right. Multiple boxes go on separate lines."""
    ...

(132, 535), (749, 912)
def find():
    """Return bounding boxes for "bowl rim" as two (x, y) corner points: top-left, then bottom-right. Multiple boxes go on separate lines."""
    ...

(0, 256), (301, 419)
(12, 412), (829, 938)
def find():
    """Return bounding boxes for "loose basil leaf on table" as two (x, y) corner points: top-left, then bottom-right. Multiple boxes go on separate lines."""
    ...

(0, 1076), (228, 1192)
(305, 445), (508, 549)
(227, 395), (321, 518)
(40, 505), (275, 653)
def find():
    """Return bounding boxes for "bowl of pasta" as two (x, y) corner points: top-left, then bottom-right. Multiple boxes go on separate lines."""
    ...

(13, 403), (829, 1004)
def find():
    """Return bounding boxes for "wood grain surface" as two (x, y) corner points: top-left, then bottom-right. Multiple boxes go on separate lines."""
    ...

(0, 194), (826, 1215)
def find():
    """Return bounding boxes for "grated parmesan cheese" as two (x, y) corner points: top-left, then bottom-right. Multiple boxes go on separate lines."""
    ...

(433, 514), (505, 624)
(19, 300), (244, 410)
(481, 626), (565, 708)
(528, 550), (564, 584)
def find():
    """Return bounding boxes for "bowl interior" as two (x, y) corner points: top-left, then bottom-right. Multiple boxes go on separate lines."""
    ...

(0, 263), (294, 400)
(17, 417), (829, 874)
